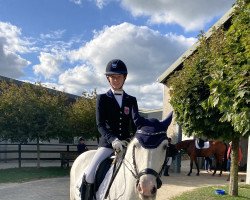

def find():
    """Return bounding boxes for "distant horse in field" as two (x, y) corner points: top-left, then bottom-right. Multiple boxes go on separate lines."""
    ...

(175, 139), (227, 176)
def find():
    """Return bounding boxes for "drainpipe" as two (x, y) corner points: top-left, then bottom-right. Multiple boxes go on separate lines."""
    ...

(173, 124), (182, 173)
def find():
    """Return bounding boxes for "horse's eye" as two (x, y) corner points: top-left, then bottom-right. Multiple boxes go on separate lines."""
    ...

(163, 144), (167, 150)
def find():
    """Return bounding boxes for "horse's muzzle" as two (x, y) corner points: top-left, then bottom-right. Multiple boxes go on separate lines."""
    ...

(137, 168), (162, 189)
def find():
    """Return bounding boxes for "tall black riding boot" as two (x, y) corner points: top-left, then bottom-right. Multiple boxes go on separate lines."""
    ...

(80, 176), (94, 200)
(163, 165), (170, 176)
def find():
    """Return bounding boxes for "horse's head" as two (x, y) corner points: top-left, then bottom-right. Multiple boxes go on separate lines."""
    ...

(127, 111), (173, 199)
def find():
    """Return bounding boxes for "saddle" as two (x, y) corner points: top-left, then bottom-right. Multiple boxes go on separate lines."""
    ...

(195, 139), (210, 149)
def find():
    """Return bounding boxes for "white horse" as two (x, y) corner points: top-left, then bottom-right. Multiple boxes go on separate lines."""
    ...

(70, 112), (173, 200)
(70, 137), (168, 200)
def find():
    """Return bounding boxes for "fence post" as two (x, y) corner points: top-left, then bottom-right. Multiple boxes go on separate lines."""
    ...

(18, 144), (21, 168)
(66, 145), (70, 167)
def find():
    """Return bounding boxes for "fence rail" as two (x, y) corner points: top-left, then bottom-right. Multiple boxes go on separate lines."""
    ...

(0, 143), (97, 168)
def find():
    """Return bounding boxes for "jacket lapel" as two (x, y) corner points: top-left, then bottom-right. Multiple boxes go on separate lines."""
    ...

(106, 89), (121, 109)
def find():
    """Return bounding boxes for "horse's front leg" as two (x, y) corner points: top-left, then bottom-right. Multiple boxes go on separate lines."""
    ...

(187, 158), (193, 176)
(212, 159), (218, 176)
(218, 159), (223, 176)
(219, 164), (223, 176)
(194, 158), (200, 176)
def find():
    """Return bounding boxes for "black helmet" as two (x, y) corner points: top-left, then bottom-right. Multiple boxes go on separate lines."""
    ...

(105, 59), (128, 75)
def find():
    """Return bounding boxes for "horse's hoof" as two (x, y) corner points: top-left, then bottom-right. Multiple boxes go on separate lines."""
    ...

(187, 174), (191, 176)
(196, 174), (199, 176)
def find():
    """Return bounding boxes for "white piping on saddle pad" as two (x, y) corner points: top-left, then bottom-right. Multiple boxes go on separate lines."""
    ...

(195, 140), (210, 149)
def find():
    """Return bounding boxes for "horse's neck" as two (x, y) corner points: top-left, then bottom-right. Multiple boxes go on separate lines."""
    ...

(108, 144), (138, 199)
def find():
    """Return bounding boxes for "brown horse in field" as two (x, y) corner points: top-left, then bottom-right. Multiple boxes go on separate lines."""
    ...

(175, 140), (227, 176)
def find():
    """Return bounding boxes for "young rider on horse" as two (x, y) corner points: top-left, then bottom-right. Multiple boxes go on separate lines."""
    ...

(81, 59), (139, 200)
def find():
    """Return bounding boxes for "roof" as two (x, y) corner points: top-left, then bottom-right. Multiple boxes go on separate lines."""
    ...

(139, 108), (163, 114)
(157, 5), (235, 84)
(0, 75), (80, 102)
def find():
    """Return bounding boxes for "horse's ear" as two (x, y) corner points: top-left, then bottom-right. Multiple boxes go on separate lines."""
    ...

(161, 111), (173, 129)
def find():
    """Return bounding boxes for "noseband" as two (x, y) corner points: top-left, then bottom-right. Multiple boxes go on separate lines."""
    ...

(128, 144), (167, 189)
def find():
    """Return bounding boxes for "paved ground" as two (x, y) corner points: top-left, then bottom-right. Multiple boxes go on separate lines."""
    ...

(0, 161), (246, 200)
(158, 170), (246, 200)
(0, 177), (69, 200)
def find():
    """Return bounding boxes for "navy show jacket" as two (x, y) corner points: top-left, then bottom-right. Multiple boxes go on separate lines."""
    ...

(96, 89), (138, 148)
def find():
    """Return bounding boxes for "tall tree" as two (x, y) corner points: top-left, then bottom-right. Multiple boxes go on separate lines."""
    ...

(168, 0), (249, 196)
(204, 0), (249, 195)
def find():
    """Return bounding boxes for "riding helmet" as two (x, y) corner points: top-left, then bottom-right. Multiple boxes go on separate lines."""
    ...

(105, 59), (128, 75)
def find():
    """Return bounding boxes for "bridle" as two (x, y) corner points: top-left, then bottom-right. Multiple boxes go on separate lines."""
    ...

(123, 140), (168, 189)
(104, 139), (168, 199)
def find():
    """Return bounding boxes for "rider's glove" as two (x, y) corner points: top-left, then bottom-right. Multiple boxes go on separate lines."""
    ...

(112, 138), (123, 152)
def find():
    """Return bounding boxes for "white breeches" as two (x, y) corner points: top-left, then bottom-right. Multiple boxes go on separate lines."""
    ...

(84, 147), (113, 183)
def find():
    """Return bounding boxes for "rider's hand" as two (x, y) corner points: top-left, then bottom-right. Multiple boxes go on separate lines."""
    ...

(112, 138), (123, 152)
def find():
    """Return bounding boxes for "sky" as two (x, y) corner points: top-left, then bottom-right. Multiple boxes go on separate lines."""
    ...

(0, 0), (235, 110)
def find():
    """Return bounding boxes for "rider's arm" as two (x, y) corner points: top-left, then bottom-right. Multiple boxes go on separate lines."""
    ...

(96, 94), (117, 144)
(131, 104), (146, 129)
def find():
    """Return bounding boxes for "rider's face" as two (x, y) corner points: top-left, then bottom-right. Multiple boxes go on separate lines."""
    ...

(107, 74), (126, 90)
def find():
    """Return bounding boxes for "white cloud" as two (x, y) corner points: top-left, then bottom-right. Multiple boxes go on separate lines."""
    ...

(33, 52), (63, 79)
(95, 0), (107, 9)
(69, 22), (195, 85)
(65, 22), (195, 109)
(40, 30), (65, 40)
(58, 64), (103, 94)
(70, 0), (82, 5)
(0, 22), (30, 78)
(121, 0), (235, 31)
(125, 83), (163, 109)
(70, 0), (112, 8)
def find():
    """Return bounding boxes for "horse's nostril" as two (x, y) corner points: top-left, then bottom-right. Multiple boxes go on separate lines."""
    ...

(151, 186), (157, 194)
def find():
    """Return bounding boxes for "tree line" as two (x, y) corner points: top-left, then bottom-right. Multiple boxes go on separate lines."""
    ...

(0, 81), (98, 144)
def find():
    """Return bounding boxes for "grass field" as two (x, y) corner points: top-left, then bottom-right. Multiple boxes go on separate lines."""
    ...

(0, 167), (70, 183)
(172, 184), (250, 200)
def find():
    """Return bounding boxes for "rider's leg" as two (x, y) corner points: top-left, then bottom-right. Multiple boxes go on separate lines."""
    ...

(163, 165), (170, 176)
(81, 147), (113, 200)
(164, 157), (172, 176)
